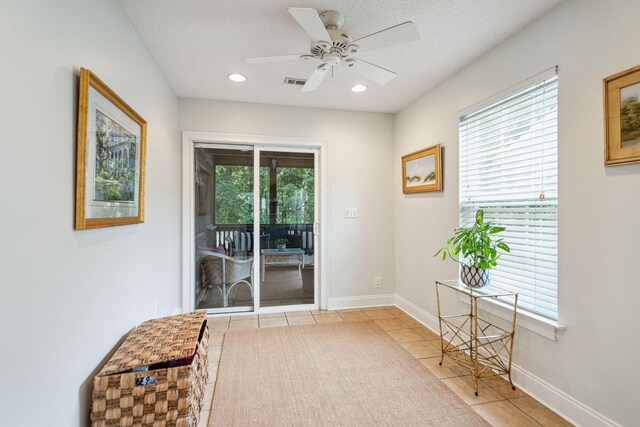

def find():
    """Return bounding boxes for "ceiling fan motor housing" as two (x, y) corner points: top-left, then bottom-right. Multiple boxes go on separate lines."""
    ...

(311, 28), (353, 55)
(307, 10), (352, 59)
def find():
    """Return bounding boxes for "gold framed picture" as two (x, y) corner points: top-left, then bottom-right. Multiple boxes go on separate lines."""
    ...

(75, 68), (147, 229)
(604, 65), (640, 165)
(402, 144), (442, 194)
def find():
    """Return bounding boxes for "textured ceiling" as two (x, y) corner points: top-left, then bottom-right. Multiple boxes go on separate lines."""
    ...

(119, 0), (561, 113)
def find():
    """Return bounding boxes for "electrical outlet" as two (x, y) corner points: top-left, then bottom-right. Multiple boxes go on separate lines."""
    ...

(344, 208), (358, 218)
(374, 277), (382, 288)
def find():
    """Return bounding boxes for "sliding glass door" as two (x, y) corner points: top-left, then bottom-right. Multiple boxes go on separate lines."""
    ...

(258, 150), (316, 308)
(194, 146), (255, 312)
(193, 144), (318, 313)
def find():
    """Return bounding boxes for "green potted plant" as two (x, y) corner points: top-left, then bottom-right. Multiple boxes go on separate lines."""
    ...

(434, 209), (510, 288)
(275, 238), (288, 251)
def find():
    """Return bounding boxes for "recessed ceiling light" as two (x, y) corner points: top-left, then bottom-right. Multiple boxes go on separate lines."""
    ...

(228, 73), (247, 82)
(351, 84), (367, 93)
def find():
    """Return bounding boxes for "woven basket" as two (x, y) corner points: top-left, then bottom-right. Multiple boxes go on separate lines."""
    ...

(91, 312), (209, 427)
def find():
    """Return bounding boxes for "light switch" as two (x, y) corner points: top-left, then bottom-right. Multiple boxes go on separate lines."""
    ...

(344, 208), (358, 218)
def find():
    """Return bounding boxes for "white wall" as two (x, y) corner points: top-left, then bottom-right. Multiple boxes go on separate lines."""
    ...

(394, 0), (640, 425)
(0, 1), (180, 426)
(179, 99), (395, 304)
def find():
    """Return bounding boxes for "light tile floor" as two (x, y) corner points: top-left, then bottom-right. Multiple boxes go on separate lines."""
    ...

(199, 307), (573, 427)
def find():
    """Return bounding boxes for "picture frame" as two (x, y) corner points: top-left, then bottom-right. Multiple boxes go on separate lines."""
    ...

(75, 68), (147, 229)
(402, 144), (442, 194)
(603, 65), (640, 166)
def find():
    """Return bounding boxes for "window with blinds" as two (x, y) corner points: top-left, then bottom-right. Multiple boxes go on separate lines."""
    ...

(458, 72), (558, 319)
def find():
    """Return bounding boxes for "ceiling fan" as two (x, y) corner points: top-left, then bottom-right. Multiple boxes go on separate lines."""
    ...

(245, 8), (420, 92)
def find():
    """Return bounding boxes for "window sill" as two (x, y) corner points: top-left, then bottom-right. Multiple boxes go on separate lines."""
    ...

(457, 293), (566, 341)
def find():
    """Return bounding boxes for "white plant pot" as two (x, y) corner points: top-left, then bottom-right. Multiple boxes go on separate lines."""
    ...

(460, 265), (490, 288)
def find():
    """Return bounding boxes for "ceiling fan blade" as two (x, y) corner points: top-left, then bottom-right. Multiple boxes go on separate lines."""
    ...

(349, 59), (396, 85)
(245, 54), (307, 64)
(288, 7), (331, 43)
(352, 21), (419, 52)
(301, 66), (328, 92)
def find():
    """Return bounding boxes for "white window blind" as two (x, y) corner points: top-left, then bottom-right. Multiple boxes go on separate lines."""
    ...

(459, 73), (558, 319)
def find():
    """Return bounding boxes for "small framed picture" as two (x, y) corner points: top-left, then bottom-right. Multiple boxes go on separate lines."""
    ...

(75, 68), (147, 229)
(604, 65), (640, 165)
(402, 144), (442, 194)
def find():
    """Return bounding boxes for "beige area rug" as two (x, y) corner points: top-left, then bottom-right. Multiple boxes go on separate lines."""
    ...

(208, 321), (489, 426)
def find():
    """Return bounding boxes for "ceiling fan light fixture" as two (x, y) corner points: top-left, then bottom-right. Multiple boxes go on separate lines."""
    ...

(351, 84), (367, 93)
(227, 73), (247, 82)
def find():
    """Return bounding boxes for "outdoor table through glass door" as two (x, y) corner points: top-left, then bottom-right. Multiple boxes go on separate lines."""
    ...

(260, 248), (305, 281)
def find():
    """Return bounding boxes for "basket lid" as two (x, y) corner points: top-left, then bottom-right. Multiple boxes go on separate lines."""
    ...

(99, 311), (207, 376)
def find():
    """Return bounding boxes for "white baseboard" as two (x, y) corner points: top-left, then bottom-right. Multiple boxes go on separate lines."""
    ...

(511, 364), (622, 427)
(394, 294), (440, 333)
(172, 307), (183, 315)
(392, 293), (621, 427)
(327, 294), (395, 310)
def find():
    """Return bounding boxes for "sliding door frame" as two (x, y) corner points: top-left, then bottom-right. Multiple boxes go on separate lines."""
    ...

(181, 131), (328, 314)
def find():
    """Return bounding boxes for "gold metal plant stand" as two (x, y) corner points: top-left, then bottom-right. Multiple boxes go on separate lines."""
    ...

(436, 279), (518, 396)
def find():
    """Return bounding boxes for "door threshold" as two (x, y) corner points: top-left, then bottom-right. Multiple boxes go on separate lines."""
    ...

(205, 303), (318, 318)
(205, 306), (253, 316)
(257, 303), (318, 314)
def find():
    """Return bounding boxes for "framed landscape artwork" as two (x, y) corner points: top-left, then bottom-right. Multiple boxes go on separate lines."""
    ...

(604, 65), (640, 165)
(402, 144), (442, 194)
(75, 68), (147, 229)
